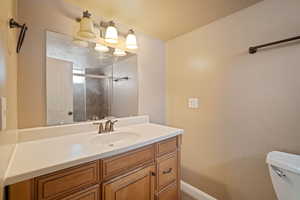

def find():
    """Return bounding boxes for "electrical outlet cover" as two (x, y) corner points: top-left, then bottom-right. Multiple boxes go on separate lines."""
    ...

(188, 98), (199, 109)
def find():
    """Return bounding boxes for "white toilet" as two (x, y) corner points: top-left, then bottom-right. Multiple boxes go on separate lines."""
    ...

(267, 151), (300, 200)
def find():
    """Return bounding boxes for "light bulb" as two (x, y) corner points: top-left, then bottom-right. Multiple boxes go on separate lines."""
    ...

(105, 21), (118, 44)
(113, 48), (126, 56)
(126, 29), (138, 49)
(77, 11), (95, 39)
(94, 43), (109, 52)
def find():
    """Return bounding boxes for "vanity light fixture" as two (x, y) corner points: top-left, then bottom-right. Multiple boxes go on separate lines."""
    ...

(126, 29), (138, 49)
(94, 43), (109, 52)
(73, 38), (89, 48)
(113, 48), (126, 57)
(105, 21), (118, 44)
(77, 11), (95, 39)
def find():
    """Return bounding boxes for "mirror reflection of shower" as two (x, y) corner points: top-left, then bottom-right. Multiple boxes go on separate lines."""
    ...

(45, 31), (138, 126)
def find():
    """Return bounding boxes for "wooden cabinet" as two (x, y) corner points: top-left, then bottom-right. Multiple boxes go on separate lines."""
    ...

(156, 138), (177, 157)
(102, 145), (155, 179)
(8, 136), (181, 200)
(35, 161), (99, 200)
(157, 152), (178, 191)
(103, 166), (155, 200)
(157, 184), (178, 200)
(9, 180), (33, 200)
(60, 185), (100, 200)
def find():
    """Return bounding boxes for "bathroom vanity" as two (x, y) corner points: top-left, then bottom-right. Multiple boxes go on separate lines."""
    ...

(4, 120), (183, 200)
(8, 4), (180, 199)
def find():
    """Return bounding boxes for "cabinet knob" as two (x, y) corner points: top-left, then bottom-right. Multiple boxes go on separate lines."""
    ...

(151, 172), (156, 176)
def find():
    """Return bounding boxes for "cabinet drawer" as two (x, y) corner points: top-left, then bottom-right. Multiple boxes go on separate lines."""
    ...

(157, 183), (178, 200)
(156, 138), (177, 157)
(60, 185), (100, 200)
(102, 145), (155, 179)
(35, 161), (99, 200)
(157, 152), (177, 191)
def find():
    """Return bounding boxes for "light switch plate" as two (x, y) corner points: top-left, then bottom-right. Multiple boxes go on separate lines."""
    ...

(0, 97), (7, 131)
(188, 98), (199, 109)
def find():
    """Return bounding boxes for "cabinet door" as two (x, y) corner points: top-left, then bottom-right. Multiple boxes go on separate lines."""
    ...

(60, 185), (100, 200)
(103, 166), (155, 200)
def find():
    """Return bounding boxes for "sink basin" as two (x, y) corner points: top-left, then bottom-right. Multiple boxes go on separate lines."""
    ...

(90, 132), (140, 147)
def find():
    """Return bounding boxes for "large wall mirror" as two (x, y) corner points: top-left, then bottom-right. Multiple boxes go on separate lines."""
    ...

(46, 31), (138, 126)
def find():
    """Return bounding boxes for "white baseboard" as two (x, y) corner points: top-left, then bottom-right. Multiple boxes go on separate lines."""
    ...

(181, 181), (217, 200)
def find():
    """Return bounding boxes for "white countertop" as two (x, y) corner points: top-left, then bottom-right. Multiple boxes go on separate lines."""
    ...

(4, 123), (183, 186)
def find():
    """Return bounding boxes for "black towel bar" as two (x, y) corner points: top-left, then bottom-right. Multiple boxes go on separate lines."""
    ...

(249, 35), (300, 54)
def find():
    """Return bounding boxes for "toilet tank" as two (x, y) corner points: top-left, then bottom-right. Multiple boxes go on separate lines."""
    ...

(266, 151), (300, 200)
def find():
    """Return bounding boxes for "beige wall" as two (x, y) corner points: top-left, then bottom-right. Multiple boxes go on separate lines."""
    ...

(0, 0), (18, 130)
(18, 0), (166, 128)
(137, 34), (166, 124)
(166, 0), (300, 199)
(0, 0), (18, 198)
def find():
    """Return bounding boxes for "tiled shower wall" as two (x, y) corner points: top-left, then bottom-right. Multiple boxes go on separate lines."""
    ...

(86, 68), (110, 120)
(73, 67), (111, 122)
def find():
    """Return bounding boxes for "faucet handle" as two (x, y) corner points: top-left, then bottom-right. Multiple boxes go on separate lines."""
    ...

(109, 120), (118, 132)
(111, 120), (118, 124)
(93, 122), (104, 134)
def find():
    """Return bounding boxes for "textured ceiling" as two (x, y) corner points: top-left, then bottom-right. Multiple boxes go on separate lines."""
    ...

(65, 0), (262, 40)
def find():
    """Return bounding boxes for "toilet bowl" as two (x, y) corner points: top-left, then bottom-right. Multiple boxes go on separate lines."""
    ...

(267, 151), (300, 200)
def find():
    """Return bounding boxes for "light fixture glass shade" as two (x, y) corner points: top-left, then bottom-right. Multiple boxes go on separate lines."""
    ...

(105, 21), (118, 44)
(73, 38), (89, 48)
(113, 48), (126, 56)
(94, 43), (109, 52)
(126, 29), (138, 49)
(77, 11), (95, 39)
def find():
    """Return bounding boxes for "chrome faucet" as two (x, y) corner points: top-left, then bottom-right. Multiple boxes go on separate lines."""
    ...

(93, 120), (118, 134)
